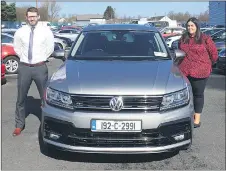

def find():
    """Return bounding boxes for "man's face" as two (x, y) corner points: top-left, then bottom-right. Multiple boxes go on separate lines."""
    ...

(26, 12), (39, 26)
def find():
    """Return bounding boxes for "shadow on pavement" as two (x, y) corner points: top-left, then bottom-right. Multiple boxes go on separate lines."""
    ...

(25, 96), (42, 122)
(38, 126), (179, 163)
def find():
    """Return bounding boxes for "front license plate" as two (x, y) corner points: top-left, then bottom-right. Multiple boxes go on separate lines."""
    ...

(91, 120), (142, 132)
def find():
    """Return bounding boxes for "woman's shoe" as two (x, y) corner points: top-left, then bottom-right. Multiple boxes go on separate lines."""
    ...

(194, 122), (201, 128)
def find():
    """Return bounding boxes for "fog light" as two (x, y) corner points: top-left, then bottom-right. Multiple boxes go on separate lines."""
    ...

(173, 134), (184, 141)
(49, 133), (61, 140)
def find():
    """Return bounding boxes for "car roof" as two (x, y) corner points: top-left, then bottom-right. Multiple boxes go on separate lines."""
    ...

(83, 24), (158, 32)
(1, 33), (14, 38)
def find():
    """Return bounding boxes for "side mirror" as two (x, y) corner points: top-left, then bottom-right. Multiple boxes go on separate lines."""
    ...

(174, 49), (186, 61)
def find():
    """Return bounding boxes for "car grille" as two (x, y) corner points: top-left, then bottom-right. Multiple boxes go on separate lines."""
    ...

(71, 95), (163, 112)
(43, 117), (191, 148)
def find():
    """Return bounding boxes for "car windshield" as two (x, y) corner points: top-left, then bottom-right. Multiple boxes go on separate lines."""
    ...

(70, 30), (169, 59)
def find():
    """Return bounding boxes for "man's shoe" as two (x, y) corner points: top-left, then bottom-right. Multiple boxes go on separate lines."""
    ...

(12, 125), (25, 136)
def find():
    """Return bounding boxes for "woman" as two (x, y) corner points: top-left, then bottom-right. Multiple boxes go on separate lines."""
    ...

(178, 17), (218, 128)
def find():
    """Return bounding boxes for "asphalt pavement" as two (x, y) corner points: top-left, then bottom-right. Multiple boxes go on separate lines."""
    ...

(1, 59), (225, 170)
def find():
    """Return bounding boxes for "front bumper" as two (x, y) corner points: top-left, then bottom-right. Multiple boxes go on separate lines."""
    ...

(41, 92), (194, 153)
(44, 138), (191, 154)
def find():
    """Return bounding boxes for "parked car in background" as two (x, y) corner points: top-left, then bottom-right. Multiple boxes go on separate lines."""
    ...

(2, 28), (17, 36)
(160, 27), (185, 38)
(165, 35), (182, 48)
(1, 44), (19, 74)
(1, 33), (14, 45)
(54, 35), (73, 47)
(54, 29), (80, 41)
(1, 61), (7, 85)
(201, 28), (211, 32)
(41, 24), (194, 154)
(1, 41), (63, 75)
(54, 37), (68, 50)
(61, 26), (82, 31)
(171, 39), (179, 50)
(1, 32), (67, 50)
(215, 41), (226, 52)
(211, 31), (226, 43)
(202, 28), (225, 36)
(216, 48), (226, 72)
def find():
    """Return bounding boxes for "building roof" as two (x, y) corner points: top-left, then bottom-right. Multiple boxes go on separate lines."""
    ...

(76, 14), (103, 21)
(83, 24), (158, 32)
(149, 16), (165, 21)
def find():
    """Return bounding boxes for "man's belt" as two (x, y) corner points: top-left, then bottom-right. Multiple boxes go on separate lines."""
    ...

(20, 61), (46, 67)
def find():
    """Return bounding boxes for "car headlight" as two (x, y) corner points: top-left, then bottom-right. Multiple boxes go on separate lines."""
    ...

(166, 38), (172, 42)
(45, 87), (73, 110)
(160, 87), (189, 111)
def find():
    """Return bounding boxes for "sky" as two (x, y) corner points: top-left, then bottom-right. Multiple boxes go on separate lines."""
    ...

(15, 2), (209, 18)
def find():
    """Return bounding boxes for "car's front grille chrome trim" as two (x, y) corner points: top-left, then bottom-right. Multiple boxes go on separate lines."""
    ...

(71, 95), (163, 111)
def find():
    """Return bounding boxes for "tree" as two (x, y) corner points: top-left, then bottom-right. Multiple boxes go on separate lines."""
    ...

(41, 0), (61, 22)
(1, 1), (16, 21)
(197, 10), (209, 22)
(103, 6), (115, 20)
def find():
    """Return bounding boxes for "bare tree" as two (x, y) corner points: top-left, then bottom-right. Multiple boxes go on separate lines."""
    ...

(41, 0), (61, 22)
(197, 10), (209, 22)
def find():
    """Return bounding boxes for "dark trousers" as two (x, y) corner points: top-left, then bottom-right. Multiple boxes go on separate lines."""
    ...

(187, 76), (208, 114)
(15, 62), (48, 128)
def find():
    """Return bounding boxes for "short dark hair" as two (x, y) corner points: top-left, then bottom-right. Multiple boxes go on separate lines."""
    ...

(181, 17), (202, 44)
(26, 7), (39, 16)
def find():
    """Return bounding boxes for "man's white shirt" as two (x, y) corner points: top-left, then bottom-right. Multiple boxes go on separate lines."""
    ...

(13, 23), (55, 64)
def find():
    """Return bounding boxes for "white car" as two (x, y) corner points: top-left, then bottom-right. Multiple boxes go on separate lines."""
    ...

(53, 37), (68, 50)
(54, 29), (80, 41)
(165, 35), (181, 48)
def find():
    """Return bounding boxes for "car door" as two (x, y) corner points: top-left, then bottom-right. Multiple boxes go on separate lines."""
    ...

(1, 34), (14, 45)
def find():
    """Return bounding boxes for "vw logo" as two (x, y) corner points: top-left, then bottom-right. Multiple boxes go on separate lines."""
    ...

(109, 96), (124, 111)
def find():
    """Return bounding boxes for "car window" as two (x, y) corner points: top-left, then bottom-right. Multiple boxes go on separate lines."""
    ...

(1, 35), (13, 43)
(220, 32), (226, 39)
(204, 29), (223, 36)
(59, 30), (71, 33)
(71, 30), (78, 34)
(219, 49), (225, 56)
(71, 30), (168, 58)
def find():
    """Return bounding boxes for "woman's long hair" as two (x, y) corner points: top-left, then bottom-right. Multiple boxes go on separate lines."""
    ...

(181, 17), (202, 44)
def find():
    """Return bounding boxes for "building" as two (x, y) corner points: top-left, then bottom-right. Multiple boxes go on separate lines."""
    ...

(75, 14), (104, 26)
(209, 1), (226, 26)
(148, 16), (178, 27)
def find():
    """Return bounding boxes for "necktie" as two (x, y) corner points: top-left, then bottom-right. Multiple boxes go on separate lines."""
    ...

(28, 27), (35, 63)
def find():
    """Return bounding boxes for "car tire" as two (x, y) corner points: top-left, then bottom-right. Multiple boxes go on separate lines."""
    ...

(1, 78), (7, 85)
(3, 56), (19, 74)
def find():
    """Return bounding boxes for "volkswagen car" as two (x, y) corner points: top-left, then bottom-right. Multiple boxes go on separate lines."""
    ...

(41, 24), (194, 154)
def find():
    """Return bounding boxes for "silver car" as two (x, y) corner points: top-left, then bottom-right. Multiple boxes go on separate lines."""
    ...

(41, 24), (194, 154)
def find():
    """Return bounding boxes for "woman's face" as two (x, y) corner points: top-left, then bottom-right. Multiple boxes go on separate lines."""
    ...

(187, 21), (197, 35)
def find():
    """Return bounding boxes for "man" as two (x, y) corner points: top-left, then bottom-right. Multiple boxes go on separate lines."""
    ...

(13, 7), (54, 136)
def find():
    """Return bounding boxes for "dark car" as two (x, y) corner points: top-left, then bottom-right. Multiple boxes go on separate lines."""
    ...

(211, 30), (226, 43)
(216, 48), (226, 72)
(202, 28), (225, 36)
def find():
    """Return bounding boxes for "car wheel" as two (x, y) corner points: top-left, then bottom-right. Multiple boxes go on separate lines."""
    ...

(3, 56), (19, 74)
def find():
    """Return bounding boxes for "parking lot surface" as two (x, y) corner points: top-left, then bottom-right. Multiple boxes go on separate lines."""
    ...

(2, 59), (225, 170)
